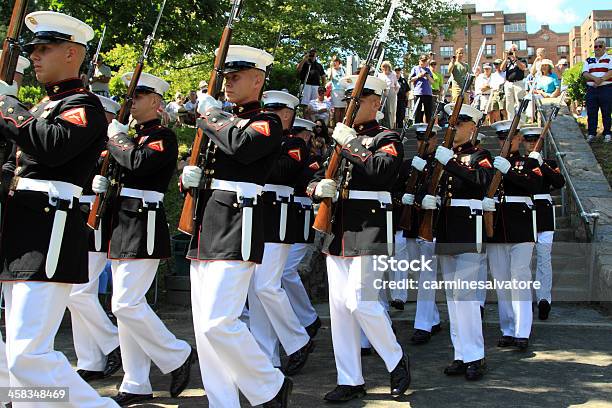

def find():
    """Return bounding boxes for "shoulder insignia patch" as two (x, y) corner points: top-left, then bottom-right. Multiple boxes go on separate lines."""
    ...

(148, 140), (164, 152)
(59, 107), (87, 127)
(308, 161), (320, 170)
(100, 150), (108, 157)
(288, 148), (302, 162)
(478, 158), (492, 168)
(532, 167), (543, 176)
(379, 143), (398, 157)
(250, 121), (271, 137)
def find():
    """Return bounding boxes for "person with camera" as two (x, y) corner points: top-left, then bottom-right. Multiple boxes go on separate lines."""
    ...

(500, 44), (527, 121)
(448, 48), (470, 102)
(297, 48), (327, 106)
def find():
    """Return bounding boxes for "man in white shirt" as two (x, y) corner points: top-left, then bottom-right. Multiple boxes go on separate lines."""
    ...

(487, 59), (506, 123)
(307, 86), (332, 124)
(582, 38), (612, 143)
(474, 64), (493, 114)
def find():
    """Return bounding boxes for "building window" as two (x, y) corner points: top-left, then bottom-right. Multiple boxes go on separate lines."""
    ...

(600, 37), (612, 47)
(504, 23), (526, 33)
(440, 46), (454, 58)
(574, 55), (582, 65)
(557, 45), (569, 54)
(527, 47), (535, 57)
(504, 40), (527, 51)
(416, 27), (429, 37)
(595, 21), (612, 30)
(482, 24), (496, 35)
(485, 44), (496, 56)
(440, 65), (449, 76)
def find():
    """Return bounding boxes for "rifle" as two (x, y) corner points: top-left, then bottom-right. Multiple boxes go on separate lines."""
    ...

(417, 38), (487, 241)
(312, 0), (401, 233)
(85, 25), (106, 87)
(0, 0), (29, 85)
(87, 0), (167, 230)
(482, 74), (540, 238)
(398, 76), (452, 231)
(177, 0), (244, 235)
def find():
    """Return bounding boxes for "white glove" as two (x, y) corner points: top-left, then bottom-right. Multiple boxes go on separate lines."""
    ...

(331, 123), (357, 146)
(421, 194), (439, 210)
(401, 193), (415, 205)
(0, 80), (18, 97)
(92, 175), (109, 194)
(411, 156), (427, 172)
(435, 146), (454, 166)
(493, 156), (511, 174)
(181, 165), (203, 189)
(314, 179), (337, 198)
(482, 197), (496, 212)
(375, 111), (384, 122)
(107, 119), (129, 139)
(528, 151), (543, 166)
(197, 94), (222, 115)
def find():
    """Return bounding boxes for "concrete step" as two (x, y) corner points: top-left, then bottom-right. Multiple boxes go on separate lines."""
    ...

(555, 216), (570, 228)
(553, 228), (576, 242)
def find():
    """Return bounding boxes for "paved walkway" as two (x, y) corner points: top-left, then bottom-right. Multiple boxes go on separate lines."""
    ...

(56, 303), (612, 407)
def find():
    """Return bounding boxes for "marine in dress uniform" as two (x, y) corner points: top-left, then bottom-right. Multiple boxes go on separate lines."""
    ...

(398, 123), (442, 345)
(308, 75), (410, 402)
(67, 95), (121, 383)
(0, 11), (118, 407)
(486, 120), (543, 351)
(279, 117), (321, 338)
(520, 127), (565, 320)
(248, 91), (313, 373)
(180, 45), (292, 408)
(423, 104), (493, 380)
(93, 73), (194, 406)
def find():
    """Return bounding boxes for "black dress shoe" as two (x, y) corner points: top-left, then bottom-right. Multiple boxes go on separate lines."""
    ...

(497, 336), (515, 347)
(305, 317), (322, 339)
(262, 377), (293, 407)
(284, 339), (314, 376)
(538, 299), (551, 320)
(514, 337), (529, 351)
(431, 323), (442, 335)
(111, 392), (153, 406)
(103, 347), (122, 378)
(390, 299), (405, 311)
(410, 329), (432, 344)
(323, 385), (366, 402)
(361, 347), (373, 356)
(390, 354), (411, 396)
(170, 348), (196, 397)
(465, 359), (486, 381)
(77, 369), (104, 382)
(444, 360), (467, 376)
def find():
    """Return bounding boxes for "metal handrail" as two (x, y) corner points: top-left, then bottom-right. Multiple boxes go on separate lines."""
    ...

(535, 99), (600, 243)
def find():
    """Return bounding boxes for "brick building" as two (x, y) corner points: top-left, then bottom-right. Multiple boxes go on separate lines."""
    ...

(569, 10), (612, 64)
(527, 25), (569, 66)
(569, 26), (582, 66)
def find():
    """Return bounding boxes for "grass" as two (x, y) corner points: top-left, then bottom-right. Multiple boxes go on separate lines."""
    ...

(576, 114), (612, 186)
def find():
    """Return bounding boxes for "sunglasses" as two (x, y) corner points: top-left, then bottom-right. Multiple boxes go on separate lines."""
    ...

(594, 44), (604, 49)
(430, 63), (437, 66)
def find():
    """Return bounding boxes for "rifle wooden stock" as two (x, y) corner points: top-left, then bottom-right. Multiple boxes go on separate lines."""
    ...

(312, 65), (370, 233)
(0, 0), (28, 85)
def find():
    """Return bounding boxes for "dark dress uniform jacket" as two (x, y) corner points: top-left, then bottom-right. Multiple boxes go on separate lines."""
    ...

(491, 151), (543, 243)
(309, 120), (403, 257)
(293, 151), (322, 244)
(187, 102), (282, 263)
(435, 141), (494, 255)
(262, 132), (308, 244)
(534, 159), (565, 232)
(107, 118), (178, 259)
(0, 78), (106, 283)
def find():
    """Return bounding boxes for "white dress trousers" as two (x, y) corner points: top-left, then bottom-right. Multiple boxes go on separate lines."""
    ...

(478, 254), (488, 307)
(389, 232), (409, 303)
(3, 282), (119, 407)
(281, 243), (318, 327)
(414, 238), (441, 331)
(439, 253), (485, 363)
(111, 259), (191, 395)
(249, 243), (310, 367)
(487, 243), (535, 338)
(190, 260), (285, 408)
(535, 231), (554, 303)
(68, 252), (119, 371)
(327, 255), (403, 386)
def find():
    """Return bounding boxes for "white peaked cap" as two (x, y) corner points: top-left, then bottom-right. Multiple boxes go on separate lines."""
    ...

(121, 72), (170, 96)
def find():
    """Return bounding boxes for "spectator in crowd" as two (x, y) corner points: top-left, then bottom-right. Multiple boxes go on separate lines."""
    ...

(487, 58), (506, 123)
(184, 90), (198, 125)
(553, 58), (569, 97)
(582, 38), (612, 143)
(165, 91), (187, 127)
(533, 59), (560, 98)
(409, 55), (434, 123)
(312, 118), (331, 156)
(378, 60), (399, 128)
(395, 67), (409, 127)
(89, 56), (112, 97)
(297, 48), (326, 106)
(196, 80), (208, 102)
(328, 56), (347, 126)
(448, 47), (470, 102)
(530, 48), (547, 76)
(307, 86), (332, 125)
(429, 60), (444, 97)
(475, 63), (493, 116)
(500, 43), (528, 121)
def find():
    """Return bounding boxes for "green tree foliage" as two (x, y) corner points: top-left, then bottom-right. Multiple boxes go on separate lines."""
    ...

(562, 62), (586, 104)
